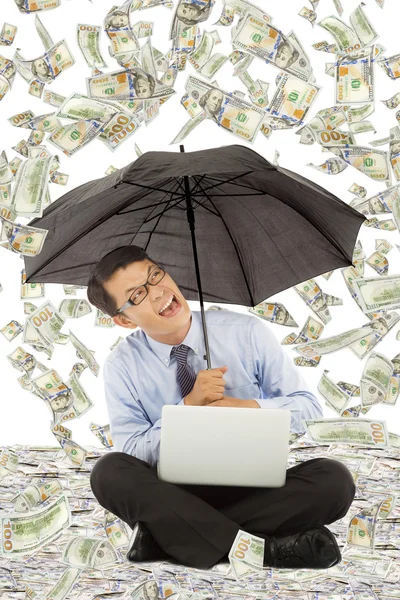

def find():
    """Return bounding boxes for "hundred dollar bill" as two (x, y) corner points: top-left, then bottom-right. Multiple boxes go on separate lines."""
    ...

(0, 492), (71, 556)
(90, 422), (113, 447)
(232, 12), (313, 82)
(11, 155), (52, 218)
(87, 66), (175, 101)
(382, 91), (400, 110)
(104, 510), (129, 548)
(13, 40), (75, 84)
(7, 346), (37, 375)
(61, 536), (118, 569)
(294, 326), (375, 359)
(171, 110), (206, 143)
(0, 320), (24, 342)
(56, 93), (122, 123)
(325, 146), (391, 182)
(68, 330), (100, 377)
(188, 30), (214, 71)
(31, 369), (74, 422)
(302, 418), (389, 447)
(186, 76), (264, 141)
(13, 480), (63, 512)
(228, 529), (264, 579)
(317, 15), (362, 53)
(378, 53), (400, 80)
(48, 120), (103, 157)
(27, 300), (65, 349)
(350, 184), (400, 215)
(58, 299), (92, 319)
(266, 72), (320, 126)
(248, 302), (298, 327)
(318, 370), (351, 415)
(95, 308), (116, 327)
(43, 567), (82, 600)
(0, 23), (17, 46)
(349, 2), (378, 47)
(54, 433), (87, 466)
(360, 351), (393, 407)
(349, 311), (400, 359)
(335, 46), (374, 104)
(353, 274), (400, 313)
(0, 217), (48, 256)
(294, 280), (332, 324)
(77, 24), (107, 68)
(307, 156), (348, 174)
(64, 369), (94, 421)
(14, 0), (61, 12)
(104, 0), (140, 56)
(281, 316), (324, 345)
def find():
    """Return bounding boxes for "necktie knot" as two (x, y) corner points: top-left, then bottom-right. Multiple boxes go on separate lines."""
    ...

(171, 344), (191, 364)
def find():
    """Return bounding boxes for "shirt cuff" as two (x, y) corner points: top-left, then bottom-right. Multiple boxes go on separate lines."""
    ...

(254, 397), (301, 416)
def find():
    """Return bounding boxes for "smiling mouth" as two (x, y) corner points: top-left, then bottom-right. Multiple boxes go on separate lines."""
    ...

(158, 294), (182, 317)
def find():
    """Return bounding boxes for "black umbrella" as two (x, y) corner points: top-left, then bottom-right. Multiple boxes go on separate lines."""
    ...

(24, 143), (366, 369)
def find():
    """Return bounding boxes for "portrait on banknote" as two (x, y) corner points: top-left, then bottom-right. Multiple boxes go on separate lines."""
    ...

(198, 87), (223, 118)
(176, 0), (214, 27)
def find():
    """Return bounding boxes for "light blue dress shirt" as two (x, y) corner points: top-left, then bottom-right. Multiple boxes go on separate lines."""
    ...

(103, 309), (323, 468)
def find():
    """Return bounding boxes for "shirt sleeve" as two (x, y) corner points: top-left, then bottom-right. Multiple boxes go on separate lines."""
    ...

(103, 357), (161, 469)
(249, 317), (324, 433)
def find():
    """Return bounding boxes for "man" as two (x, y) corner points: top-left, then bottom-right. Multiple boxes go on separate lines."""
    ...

(88, 245), (356, 571)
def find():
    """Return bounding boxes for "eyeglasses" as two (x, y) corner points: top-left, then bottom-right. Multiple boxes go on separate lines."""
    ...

(116, 265), (166, 315)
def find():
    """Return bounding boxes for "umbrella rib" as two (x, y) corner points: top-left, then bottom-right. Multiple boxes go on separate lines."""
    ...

(191, 172), (261, 195)
(192, 176), (256, 307)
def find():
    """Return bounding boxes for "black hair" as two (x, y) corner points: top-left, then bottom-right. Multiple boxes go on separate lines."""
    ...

(87, 245), (156, 317)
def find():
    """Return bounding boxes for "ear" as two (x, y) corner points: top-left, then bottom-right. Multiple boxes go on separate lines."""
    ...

(112, 314), (138, 329)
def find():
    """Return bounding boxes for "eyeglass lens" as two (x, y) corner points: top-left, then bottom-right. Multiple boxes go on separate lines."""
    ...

(132, 267), (165, 305)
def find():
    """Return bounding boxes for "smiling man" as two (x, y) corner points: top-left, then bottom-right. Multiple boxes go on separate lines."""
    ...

(87, 245), (355, 571)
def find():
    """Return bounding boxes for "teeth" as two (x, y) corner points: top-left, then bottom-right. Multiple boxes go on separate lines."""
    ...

(159, 295), (174, 314)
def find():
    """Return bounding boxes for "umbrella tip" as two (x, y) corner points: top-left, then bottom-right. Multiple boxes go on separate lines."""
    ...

(180, 145), (185, 152)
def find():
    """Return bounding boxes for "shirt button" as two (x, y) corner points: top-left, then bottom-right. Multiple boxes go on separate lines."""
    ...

(164, 358), (168, 363)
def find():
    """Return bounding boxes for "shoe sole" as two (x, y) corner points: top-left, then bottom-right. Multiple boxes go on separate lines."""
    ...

(126, 522), (140, 560)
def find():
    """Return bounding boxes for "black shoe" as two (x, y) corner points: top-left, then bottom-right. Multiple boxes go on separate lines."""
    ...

(126, 522), (170, 562)
(265, 526), (341, 569)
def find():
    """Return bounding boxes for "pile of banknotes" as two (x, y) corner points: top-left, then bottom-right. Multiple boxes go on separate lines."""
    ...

(0, 427), (399, 598)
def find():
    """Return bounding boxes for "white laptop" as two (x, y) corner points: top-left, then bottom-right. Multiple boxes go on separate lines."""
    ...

(157, 405), (291, 487)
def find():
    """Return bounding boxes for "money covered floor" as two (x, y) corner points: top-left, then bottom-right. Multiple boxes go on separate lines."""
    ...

(0, 431), (399, 600)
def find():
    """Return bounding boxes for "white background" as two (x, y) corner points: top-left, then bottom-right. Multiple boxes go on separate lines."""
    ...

(1, 0), (400, 449)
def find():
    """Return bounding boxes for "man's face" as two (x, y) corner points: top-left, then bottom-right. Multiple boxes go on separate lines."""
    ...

(136, 77), (151, 98)
(275, 308), (287, 325)
(33, 58), (49, 78)
(369, 197), (384, 213)
(275, 42), (293, 68)
(106, 259), (192, 342)
(111, 14), (129, 28)
(50, 393), (71, 412)
(177, 4), (199, 20)
(144, 581), (159, 600)
(206, 89), (223, 114)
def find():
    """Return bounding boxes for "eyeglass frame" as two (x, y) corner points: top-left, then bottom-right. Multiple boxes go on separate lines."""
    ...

(115, 264), (166, 315)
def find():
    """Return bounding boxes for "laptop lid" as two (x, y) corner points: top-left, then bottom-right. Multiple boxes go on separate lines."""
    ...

(158, 405), (291, 487)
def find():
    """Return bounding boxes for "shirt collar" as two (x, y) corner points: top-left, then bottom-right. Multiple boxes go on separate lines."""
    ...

(144, 310), (202, 366)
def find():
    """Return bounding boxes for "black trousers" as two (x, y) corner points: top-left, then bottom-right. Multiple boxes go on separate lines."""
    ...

(90, 452), (356, 570)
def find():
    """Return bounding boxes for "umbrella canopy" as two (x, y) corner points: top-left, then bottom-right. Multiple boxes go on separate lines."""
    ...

(25, 144), (365, 309)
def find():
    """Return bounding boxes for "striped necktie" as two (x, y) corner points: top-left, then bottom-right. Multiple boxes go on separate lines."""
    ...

(171, 344), (196, 400)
